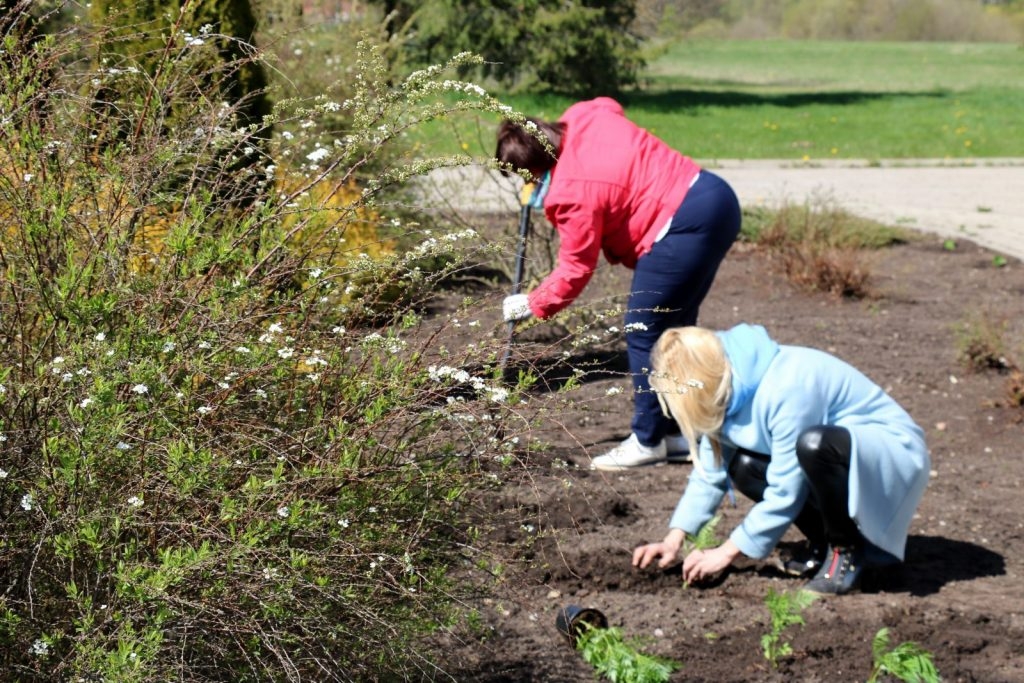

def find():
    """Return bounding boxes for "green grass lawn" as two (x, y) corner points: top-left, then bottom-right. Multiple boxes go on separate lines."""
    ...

(413, 40), (1024, 162)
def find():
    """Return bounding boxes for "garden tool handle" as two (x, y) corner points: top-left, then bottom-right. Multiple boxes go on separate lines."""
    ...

(500, 182), (535, 374)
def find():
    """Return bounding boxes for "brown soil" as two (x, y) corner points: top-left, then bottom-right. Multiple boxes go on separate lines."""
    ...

(434, 220), (1024, 683)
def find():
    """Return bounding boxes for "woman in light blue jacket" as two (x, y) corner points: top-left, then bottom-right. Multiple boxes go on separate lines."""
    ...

(632, 324), (930, 595)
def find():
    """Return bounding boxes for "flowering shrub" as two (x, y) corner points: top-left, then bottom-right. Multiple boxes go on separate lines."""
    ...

(0, 7), (532, 681)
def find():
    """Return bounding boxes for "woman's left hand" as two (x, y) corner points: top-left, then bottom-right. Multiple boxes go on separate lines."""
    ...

(682, 540), (741, 585)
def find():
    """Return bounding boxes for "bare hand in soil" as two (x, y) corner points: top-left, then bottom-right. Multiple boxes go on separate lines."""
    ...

(632, 541), (678, 569)
(633, 529), (685, 569)
(683, 542), (741, 584)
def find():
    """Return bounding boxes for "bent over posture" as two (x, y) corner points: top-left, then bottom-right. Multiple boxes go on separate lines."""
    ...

(633, 324), (930, 595)
(495, 98), (740, 470)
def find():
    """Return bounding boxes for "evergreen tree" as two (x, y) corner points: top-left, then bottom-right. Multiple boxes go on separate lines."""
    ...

(89, 0), (272, 207)
(90, 0), (271, 134)
(373, 0), (643, 96)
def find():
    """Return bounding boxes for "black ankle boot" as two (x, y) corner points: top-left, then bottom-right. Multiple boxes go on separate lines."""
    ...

(782, 543), (827, 578)
(804, 545), (865, 595)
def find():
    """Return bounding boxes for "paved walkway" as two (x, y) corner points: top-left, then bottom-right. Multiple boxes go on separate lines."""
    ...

(421, 159), (1023, 260)
(710, 159), (1023, 260)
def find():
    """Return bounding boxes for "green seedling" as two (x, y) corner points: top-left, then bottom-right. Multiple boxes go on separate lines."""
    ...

(682, 515), (722, 588)
(992, 255), (1007, 267)
(942, 238), (957, 251)
(760, 588), (818, 668)
(576, 625), (681, 683)
(685, 515), (722, 553)
(868, 627), (941, 683)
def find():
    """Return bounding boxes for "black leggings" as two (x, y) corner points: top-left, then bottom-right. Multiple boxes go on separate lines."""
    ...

(727, 426), (863, 549)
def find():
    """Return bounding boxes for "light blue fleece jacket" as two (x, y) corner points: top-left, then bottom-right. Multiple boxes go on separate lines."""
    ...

(669, 324), (930, 561)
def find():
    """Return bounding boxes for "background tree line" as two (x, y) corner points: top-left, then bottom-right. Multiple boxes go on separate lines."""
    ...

(22, 0), (1024, 102)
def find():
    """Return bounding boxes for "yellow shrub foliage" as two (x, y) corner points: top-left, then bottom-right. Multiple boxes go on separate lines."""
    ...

(129, 169), (396, 276)
(2, 153), (395, 305)
(275, 171), (396, 268)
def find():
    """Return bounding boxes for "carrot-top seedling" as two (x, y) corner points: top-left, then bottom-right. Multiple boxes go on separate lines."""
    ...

(575, 624), (681, 683)
(684, 515), (722, 553)
(868, 627), (941, 683)
(682, 515), (722, 588)
(761, 588), (818, 668)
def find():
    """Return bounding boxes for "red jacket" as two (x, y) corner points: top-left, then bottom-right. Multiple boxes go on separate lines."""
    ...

(527, 97), (701, 319)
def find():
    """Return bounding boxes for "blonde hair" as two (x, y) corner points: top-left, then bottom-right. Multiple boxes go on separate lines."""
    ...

(649, 327), (732, 466)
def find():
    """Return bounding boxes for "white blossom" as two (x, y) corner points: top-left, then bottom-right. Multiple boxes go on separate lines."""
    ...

(127, 495), (143, 508)
(20, 493), (33, 511)
(306, 147), (330, 163)
(131, 384), (149, 395)
(486, 387), (509, 403)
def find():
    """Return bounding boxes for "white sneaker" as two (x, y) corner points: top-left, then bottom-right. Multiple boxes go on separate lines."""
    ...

(665, 434), (692, 464)
(591, 434), (667, 470)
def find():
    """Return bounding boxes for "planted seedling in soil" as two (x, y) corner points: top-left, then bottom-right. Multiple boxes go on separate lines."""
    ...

(576, 624), (681, 683)
(760, 588), (818, 668)
(867, 627), (941, 683)
(682, 515), (722, 588)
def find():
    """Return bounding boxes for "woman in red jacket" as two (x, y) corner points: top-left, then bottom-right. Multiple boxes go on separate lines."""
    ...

(496, 98), (741, 470)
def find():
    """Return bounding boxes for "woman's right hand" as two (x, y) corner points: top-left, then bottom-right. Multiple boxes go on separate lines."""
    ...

(632, 528), (685, 569)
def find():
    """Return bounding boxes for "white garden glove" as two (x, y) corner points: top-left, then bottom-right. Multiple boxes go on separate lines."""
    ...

(502, 293), (533, 323)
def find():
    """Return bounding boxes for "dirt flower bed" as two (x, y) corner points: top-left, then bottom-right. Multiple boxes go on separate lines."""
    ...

(434, 223), (1024, 682)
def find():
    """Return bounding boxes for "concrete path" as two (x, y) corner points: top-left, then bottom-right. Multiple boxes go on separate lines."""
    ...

(710, 159), (1023, 260)
(421, 159), (1023, 260)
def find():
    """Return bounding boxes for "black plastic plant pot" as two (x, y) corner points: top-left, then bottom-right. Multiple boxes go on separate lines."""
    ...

(554, 604), (608, 647)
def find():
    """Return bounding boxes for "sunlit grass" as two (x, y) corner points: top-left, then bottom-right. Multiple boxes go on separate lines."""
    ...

(408, 40), (1024, 161)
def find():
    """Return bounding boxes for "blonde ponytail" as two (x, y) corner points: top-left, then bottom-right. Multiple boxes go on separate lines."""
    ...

(649, 327), (732, 467)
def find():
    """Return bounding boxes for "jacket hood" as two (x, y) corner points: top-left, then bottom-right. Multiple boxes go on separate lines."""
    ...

(716, 324), (780, 417)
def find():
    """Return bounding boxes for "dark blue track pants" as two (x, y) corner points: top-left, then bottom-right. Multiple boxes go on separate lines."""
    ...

(625, 170), (741, 446)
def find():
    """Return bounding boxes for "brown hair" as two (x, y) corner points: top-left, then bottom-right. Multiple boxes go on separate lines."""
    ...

(649, 327), (732, 466)
(494, 117), (564, 175)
